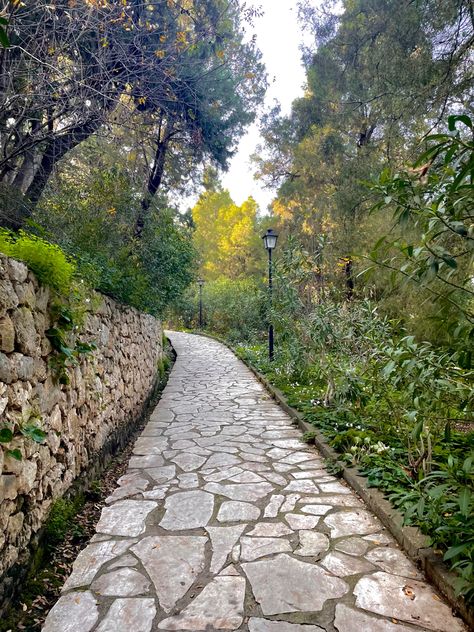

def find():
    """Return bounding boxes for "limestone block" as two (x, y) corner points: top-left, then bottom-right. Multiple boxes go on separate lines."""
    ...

(6, 259), (28, 283)
(15, 282), (36, 308)
(49, 405), (63, 432)
(6, 381), (32, 410)
(34, 357), (47, 382)
(47, 430), (61, 454)
(41, 335), (52, 356)
(8, 511), (24, 541)
(0, 475), (18, 501)
(33, 311), (49, 337)
(0, 315), (15, 352)
(12, 307), (40, 356)
(36, 285), (50, 313)
(34, 378), (62, 413)
(0, 352), (15, 383)
(10, 353), (35, 381)
(0, 279), (19, 317)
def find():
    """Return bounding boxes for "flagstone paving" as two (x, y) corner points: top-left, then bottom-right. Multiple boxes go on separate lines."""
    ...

(42, 332), (467, 632)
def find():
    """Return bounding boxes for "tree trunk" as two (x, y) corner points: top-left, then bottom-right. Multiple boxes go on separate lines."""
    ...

(134, 118), (175, 239)
(344, 257), (354, 300)
(25, 117), (104, 208)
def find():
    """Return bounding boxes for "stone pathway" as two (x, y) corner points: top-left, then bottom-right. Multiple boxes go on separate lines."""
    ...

(42, 332), (467, 632)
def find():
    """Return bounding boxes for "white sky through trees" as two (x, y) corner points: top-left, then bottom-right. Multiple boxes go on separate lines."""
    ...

(221, 0), (309, 213)
(182, 0), (310, 215)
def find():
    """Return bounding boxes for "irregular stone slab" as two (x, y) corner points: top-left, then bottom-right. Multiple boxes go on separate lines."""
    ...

(43, 591), (98, 632)
(292, 470), (327, 479)
(230, 470), (267, 483)
(334, 604), (427, 632)
(131, 536), (206, 612)
(133, 436), (168, 455)
(334, 537), (371, 557)
(129, 455), (164, 469)
(267, 448), (293, 459)
(205, 452), (242, 468)
(247, 523), (292, 537)
(204, 482), (273, 502)
(274, 463), (294, 473)
(146, 465), (176, 484)
(283, 480), (320, 494)
(280, 452), (313, 464)
(220, 564), (240, 576)
(91, 567), (150, 596)
(272, 439), (306, 450)
(365, 547), (422, 578)
(285, 514), (320, 530)
(324, 510), (381, 538)
(218, 500), (260, 522)
(295, 531), (329, 557)
(232, 542), (241, 561)
(106, 473), (149, 504)
(306, 494), (363, 507)
(158, 576), (246, 630)
(249, 619), (325, 632)
(172, 440), (196, 449)
(170, 452), (207, 472)
(63, 539), (136, 590)
(241, 452), (269, 463)
(354, 572), (465, 632)
(142, 487), (167, 500)
(318, 481), (351, 494)
(177, 472), (199, 489)
(207, 525), (246, 573)
(96, 598), (156, 632)
(281, 494), (300, 512)
(260, 471), (288, 486)
(108, 554), (138, 570)
(300, 504), (332, 516)
(264, 495), (285, 518)
(96, 500), (157, 537)
(363, 531), (394, 545)
(242, 554), (349, 615)
(321, 551), (376, 577)
(203, 466), (244, 482)
(241, 536), (292, 561)
(160, 491), (214, 530)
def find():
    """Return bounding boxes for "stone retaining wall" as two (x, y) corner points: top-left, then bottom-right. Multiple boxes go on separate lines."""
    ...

(0, 255), (163, 608)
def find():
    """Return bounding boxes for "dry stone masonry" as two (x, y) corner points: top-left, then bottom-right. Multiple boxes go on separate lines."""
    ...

(0, 255), (163, 606)
(42, 332), (467, 632)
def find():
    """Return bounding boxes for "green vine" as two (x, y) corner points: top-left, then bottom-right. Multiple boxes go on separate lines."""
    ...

(46, 304), (96, 385)
(0, 410), (48, 461)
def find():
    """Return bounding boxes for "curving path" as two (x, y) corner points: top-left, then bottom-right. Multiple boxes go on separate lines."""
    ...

(42, 332), (466, 632)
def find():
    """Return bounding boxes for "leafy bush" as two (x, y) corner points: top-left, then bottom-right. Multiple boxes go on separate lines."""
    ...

(36, 158), (197, 316)
(0, 229), (75, 294)
(369, 114), (474, 355)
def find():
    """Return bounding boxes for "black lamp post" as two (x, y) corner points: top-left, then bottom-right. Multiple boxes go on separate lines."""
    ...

(262, 229), (278, 361)
(197, 279), (204, 329)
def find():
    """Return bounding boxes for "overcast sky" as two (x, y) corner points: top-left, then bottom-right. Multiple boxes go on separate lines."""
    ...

(220, 0), (309, 212)
(182, 0), (310, 214)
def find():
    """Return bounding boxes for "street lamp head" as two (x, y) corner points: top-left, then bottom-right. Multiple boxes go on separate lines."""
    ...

(262, 229), (278, 251)
(197, 278), (205, 287)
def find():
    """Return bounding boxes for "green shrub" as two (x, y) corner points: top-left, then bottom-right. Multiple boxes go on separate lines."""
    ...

(0, 229), (75, 294)
(45, 496), (84, 546)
